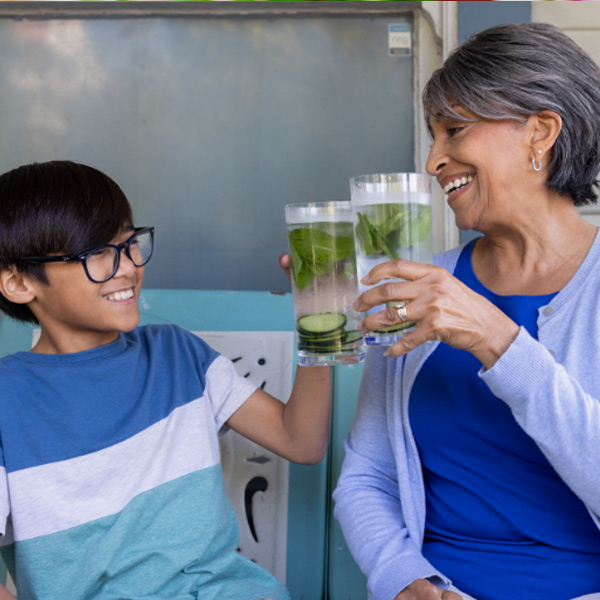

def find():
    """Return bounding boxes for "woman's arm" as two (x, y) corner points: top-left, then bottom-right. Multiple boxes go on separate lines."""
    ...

(481, 327), (600, 518)
(356, 258), (600, 519)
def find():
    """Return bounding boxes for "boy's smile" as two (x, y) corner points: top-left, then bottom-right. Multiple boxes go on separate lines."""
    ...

(103, 287), (136, 303)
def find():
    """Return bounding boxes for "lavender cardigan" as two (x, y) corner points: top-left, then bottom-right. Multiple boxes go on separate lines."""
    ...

(333, 234), (600, 599)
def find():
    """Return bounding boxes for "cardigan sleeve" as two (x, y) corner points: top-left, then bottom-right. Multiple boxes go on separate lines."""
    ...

(333, 348), (446, 599)
(480, 326), (600, 521)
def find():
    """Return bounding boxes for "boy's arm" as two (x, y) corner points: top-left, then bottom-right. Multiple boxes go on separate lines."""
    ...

(0, 584), (16, 600)
(225, 364), (332, 464)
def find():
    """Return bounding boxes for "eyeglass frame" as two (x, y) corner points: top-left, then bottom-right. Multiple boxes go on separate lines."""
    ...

(17, 226), (155, 283)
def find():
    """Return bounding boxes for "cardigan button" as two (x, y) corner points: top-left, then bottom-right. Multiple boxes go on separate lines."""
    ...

(543, 306), (554, 317)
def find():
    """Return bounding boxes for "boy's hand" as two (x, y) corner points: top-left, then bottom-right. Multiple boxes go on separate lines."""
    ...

(278, 253), (291, 282)
(0, 584), (17, 600)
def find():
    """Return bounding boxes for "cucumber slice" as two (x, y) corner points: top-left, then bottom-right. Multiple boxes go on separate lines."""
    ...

(298, 328), (347, 342)
(342, 330), (363, 345)
(298, 329), (363, 354)
(373, 321), (415, 334)
(297, 312), (347, 335)
(299, 342), (343, 353)
(299, 332), (346, 347)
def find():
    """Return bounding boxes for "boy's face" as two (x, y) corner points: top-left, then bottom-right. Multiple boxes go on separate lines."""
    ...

(27, 228), (145, 354)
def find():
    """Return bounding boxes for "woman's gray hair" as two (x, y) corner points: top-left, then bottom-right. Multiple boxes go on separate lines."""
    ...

(423, 22), (600, 206)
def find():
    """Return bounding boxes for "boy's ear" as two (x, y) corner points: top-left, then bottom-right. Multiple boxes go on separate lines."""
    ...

(0, 268), (37, 304)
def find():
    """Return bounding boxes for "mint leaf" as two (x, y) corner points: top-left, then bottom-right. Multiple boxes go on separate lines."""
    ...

(288, 224), (354, 290)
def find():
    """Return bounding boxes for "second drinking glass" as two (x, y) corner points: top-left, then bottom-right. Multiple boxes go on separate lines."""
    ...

(350, 173), (433, 346)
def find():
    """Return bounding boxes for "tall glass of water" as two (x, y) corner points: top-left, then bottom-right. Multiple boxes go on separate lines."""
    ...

(285, 201), (365, 366)
(350, 173), (433, 346)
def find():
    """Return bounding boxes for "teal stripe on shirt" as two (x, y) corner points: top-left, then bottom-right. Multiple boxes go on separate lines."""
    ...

(3, 467), (289, 600)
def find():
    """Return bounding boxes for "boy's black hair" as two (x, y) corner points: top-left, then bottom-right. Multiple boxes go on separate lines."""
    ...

(0, 160), (134, 324)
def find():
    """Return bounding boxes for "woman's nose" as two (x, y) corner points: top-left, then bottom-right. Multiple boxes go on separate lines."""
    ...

(425, 140), (447, 176)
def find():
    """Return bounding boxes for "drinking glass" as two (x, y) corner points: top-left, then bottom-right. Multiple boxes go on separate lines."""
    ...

(285, 201), (365, 366)
(350, 173), (433, 346)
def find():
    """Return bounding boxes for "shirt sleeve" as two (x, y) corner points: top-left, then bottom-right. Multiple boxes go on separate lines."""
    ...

(205, 354), (259, 432)
(0, 443), (9, 538)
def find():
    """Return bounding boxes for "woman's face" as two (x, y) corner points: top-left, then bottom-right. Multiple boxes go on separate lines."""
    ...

(425, 107), (535, 233)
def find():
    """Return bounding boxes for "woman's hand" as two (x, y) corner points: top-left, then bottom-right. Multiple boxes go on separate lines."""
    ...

(394, 579), (464, 600)
(354, 260), (519, 369)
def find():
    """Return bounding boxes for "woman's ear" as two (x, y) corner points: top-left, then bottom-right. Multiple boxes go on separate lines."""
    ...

(0, 268), (37, 305)
(529, 110), (562, 155)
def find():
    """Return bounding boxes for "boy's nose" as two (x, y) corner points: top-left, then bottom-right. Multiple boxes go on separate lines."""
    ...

(116, 248), (138, 275)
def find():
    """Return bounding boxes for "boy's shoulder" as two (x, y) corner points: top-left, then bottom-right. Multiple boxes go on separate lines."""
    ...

(130, 324), (221, 367)
(134, 323), (216, 352)
(0, 324), (219, 371)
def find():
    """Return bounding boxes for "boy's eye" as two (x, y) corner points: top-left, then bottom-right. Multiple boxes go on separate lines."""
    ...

(88, 248), (110, 259)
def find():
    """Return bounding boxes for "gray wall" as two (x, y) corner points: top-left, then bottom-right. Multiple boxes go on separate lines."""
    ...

(0, 2), (419, 293)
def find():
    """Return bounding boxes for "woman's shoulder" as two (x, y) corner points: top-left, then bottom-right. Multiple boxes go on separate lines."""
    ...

(434, 241), (472, 272)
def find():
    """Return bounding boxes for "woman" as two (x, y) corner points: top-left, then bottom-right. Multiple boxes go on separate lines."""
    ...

(333, 23), (600, 600)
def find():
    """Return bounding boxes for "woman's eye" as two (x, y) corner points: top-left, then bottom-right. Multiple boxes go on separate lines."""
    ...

(447, 126), (464, 138)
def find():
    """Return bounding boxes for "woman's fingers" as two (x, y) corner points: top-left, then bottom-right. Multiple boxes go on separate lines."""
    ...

(393, 579), (465, 599)
(361, 259), (437, 286)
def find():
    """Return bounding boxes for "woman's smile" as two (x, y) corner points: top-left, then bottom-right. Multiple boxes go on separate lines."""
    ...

(443, 174), (474, 196)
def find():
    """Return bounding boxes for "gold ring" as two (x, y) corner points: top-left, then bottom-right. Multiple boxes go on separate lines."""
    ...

(396, 302), (408, 322)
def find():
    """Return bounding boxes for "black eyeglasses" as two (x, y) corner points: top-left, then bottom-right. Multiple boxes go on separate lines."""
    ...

(19, 227), (155, 283)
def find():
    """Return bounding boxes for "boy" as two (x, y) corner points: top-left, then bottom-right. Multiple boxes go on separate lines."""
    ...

(0, 161), (332, 600)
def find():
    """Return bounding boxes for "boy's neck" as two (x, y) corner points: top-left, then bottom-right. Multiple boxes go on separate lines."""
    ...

(31, 330), (121, 355)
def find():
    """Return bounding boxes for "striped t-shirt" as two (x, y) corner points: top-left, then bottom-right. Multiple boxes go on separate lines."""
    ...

(0, 324), (289, 600)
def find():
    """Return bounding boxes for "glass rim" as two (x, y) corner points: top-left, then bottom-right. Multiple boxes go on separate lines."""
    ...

(350, 172), (432, 205)
(285, 200), (353, 222)
(284, 200), (351, 210)
(349, 172), (432, 185)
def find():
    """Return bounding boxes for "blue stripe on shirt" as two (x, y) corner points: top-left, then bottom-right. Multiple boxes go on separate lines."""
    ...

(0, 325), (219, 472)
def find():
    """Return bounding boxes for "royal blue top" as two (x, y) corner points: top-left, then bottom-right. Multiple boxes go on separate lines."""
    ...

(409, 240), (600, 599)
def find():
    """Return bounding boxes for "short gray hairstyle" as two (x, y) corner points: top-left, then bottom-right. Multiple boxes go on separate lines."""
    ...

(423, 22), (600, 206)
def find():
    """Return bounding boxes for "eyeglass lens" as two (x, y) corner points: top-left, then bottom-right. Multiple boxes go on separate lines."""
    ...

(85, 229), (153, 283)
